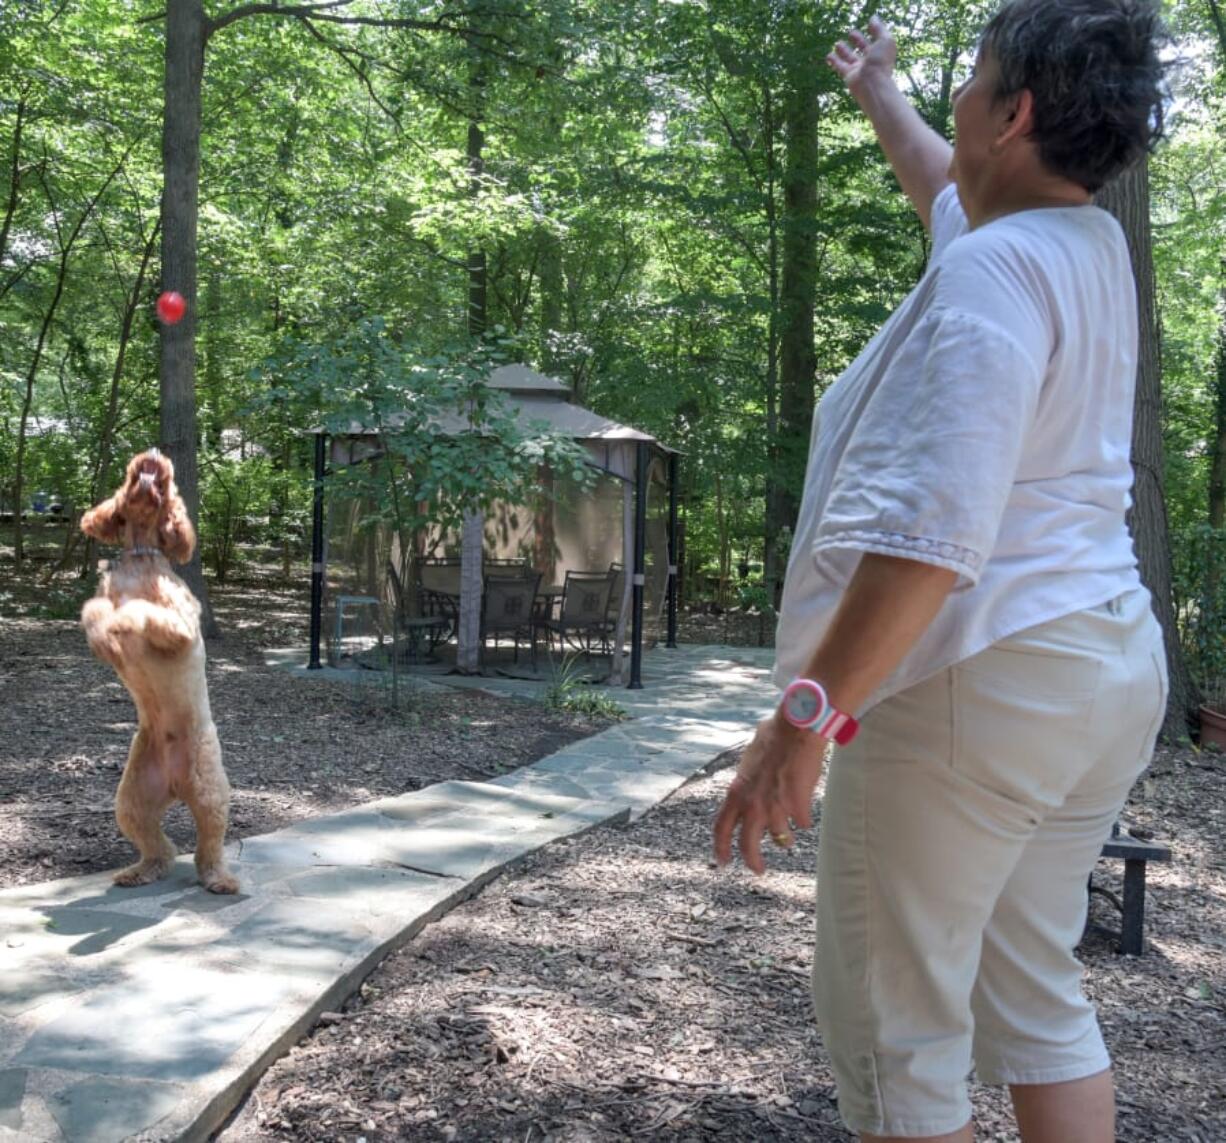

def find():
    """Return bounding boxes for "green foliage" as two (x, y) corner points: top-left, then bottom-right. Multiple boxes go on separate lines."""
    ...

(254, 320), (591, 551)
(736, 581), (776, 616)
(199, 455), (307, 583)
(542, 655), (627, 720)
(0, 0), (1222, 677)
(1170, 523), (1226, 695)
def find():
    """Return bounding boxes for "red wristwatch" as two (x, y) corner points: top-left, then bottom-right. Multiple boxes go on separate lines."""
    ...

(779, 678), (859, 745)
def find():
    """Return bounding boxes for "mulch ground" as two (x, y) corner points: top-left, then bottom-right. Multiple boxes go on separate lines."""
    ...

(218, 738), (1225, 1143)
(1, 568), (1222, 1141)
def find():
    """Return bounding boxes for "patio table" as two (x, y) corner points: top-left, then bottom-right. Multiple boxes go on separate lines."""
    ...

(535, 585), (565, 618)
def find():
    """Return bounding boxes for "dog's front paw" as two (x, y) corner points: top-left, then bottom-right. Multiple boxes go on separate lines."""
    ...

(200, 867), (240, 895)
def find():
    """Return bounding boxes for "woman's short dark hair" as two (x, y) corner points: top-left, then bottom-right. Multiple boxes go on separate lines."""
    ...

(980, 0), (1167, 192)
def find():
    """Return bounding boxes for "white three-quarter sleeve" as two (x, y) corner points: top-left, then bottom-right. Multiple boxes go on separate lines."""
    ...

(811, 236), (1050, 587)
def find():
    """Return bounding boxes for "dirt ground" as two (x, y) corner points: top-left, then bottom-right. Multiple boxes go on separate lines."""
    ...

(0, 571), (612, 889)
(1, 568), (1222, 1140)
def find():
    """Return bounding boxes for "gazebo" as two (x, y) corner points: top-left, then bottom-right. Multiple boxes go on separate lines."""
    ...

(306, 364), (679, 687)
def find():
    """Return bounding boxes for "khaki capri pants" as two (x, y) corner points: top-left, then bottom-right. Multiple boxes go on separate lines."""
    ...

(813, 588), (1167, 1138)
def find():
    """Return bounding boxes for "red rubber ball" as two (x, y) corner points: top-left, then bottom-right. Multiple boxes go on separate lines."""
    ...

(156, 290), (186, 324)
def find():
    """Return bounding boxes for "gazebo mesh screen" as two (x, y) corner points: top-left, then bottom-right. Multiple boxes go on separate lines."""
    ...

(319, 455), (669, 667)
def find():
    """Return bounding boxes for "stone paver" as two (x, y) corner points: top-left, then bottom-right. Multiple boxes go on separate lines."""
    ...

(0, 644), (775, 1142)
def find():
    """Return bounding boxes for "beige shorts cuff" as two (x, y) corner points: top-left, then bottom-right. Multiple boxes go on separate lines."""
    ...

(974, 1052), (1112, 1088)
(840, 1054), (1112, 1137)
(840, 1100), (975, 1140)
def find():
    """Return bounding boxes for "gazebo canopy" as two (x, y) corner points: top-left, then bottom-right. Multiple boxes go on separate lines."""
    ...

(328, 364), (671, 471)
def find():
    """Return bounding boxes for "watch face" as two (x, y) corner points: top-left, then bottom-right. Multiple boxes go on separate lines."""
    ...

(785, 681), (825, 727)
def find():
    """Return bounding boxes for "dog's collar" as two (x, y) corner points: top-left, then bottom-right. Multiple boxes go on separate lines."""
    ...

(122, 546), (163, 559)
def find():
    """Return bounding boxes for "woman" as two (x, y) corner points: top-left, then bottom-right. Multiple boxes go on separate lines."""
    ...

(712, 3), (1168, 1141)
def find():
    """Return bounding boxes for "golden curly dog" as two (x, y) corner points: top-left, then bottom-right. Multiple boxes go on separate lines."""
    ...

(80, 449), (238, 894)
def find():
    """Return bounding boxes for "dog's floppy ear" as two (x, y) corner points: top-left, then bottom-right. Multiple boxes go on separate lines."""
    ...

(158, 485), (196, 564)
(80, 495), (124, 545)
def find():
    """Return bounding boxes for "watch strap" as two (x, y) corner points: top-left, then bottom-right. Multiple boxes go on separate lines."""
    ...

(817, 707), (858, 746)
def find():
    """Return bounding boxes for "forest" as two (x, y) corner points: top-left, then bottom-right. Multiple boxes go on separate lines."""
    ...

(1, 0), (1224, 731)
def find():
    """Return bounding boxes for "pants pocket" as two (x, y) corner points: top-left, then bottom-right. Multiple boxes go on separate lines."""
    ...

(952, 643), (1100, 811)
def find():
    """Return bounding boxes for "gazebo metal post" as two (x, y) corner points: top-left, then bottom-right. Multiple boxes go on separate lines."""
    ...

(629, 442), (648, 689)
(666, 451), (679, 649)
(308, 431), (327, 670)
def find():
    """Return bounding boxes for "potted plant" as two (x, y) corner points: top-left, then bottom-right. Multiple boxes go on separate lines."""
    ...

(1198, 678), (1226, 751)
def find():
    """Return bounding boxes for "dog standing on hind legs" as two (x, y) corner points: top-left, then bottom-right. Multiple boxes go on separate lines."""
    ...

(80, 449), (238, 894)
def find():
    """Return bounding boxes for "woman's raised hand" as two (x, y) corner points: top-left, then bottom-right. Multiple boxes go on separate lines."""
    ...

(826, 16), (897, 93)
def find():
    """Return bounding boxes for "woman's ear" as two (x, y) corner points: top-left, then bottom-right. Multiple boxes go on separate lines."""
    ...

(159, 490), (196, 564)
(995, 88), (1035, 151)
(80, 496), (124, 545)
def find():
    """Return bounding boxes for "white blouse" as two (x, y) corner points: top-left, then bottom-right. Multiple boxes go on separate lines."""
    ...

(773, 184), (1143, 709)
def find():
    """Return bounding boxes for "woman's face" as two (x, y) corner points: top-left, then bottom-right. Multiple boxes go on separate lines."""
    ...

(948, 47), (1009, 207)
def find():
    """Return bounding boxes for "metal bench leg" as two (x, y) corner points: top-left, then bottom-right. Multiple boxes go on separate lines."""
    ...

(1120, 858), (1147, 955)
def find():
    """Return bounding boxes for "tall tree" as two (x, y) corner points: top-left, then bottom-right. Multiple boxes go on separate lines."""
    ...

(160, 0), (214, 629)
(0, 97), (27, 289)
(13, 156), (124, 567)
(457, 34), (488, 674)
(1208, 0), (1226, 50)
(1098, 161), (1197, 738)
(1209, 269), (1226, 529)
(769, 4), (823, 602)
(1203, 0), (1226, 531)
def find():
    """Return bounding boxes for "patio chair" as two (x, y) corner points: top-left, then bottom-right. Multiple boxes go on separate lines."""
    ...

(537, 569), (618, 658)
(481, 571), (541, 668)
(386, 562), (450, 661)
(484, 557), (532, 579)
(418, 557), (462, 633)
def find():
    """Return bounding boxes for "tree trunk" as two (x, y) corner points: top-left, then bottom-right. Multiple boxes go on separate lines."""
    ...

(1208, 0), (1226, 58)
(11, 262), (66, 569)
(14, 159), (122, 567)
(456, 41), (487, 670)
(1208, 268), (1226, 529)
(0, 97), (26, 287)
(161, 0), (217, 635)
(762, 83), (784, 606)
(465, 45), (486, 341)
(457, 510), (483, 672)
(538, 223), (563, 373)
(1097, 161), (1197, 738)
(714, 471), (729, 604)
(772, 14), (821, 603)
(202, 266), (223, 449)
(931, 9), (963, 138)
(531, 463), (556, 585)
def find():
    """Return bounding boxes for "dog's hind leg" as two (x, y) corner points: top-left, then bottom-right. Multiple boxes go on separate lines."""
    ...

(185, 730), (238, 894)
(113, 729), (177, 887)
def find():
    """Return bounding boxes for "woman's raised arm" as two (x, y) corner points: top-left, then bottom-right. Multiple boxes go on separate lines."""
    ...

(827, 18), (954, 232)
